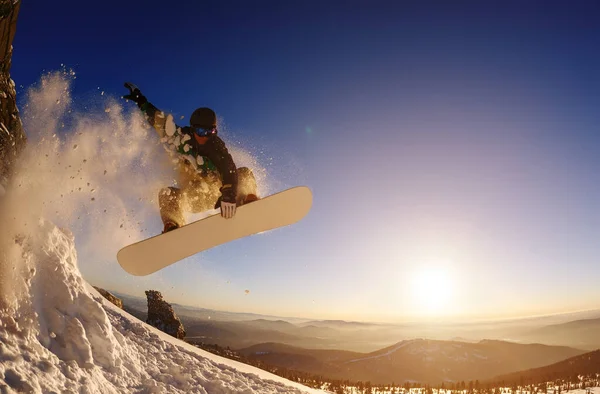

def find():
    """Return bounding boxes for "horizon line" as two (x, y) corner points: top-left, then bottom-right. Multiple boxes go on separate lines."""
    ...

(103, 286), (600, 325)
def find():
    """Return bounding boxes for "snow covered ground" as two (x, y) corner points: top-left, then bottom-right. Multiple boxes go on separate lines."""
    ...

(0, 218), (326, 393)
(343, 388), (600, 394)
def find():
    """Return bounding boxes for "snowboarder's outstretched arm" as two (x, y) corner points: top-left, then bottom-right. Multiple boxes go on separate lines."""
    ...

(123, 82), (174, 138)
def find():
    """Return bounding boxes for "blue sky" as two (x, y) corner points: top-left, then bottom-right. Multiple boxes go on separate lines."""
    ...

(12, 0), (600, 322)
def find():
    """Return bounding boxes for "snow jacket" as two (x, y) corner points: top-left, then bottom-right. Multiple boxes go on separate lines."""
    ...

(139, 101), (238, 202)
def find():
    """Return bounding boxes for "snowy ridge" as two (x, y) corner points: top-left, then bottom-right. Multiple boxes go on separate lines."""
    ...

(0, 218), (325, 393)
(346, 339), (493, 366)
(347, 340), (416, 363)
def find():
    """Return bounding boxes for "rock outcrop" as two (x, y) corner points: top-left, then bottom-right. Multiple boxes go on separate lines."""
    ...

(145, 290), (185, 339)
(93, 286), (123, 309)
(0, 0), (26, 186)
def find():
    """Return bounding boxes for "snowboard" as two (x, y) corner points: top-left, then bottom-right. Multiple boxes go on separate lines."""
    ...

(117, 186), (312, 276)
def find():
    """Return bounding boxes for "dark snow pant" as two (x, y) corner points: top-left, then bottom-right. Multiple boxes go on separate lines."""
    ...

(158, 167), (258, 227)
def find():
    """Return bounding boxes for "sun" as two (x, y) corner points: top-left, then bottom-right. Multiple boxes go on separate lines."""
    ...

(410, 265), (455, 315)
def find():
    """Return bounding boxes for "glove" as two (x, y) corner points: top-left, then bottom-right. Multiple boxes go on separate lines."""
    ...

(122, 82), (148, 107)
(215, 184), (237, 219)
(220, 201), (236, 219)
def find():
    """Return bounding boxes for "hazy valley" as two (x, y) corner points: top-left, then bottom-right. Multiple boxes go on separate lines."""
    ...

(115, 292), (600, 385)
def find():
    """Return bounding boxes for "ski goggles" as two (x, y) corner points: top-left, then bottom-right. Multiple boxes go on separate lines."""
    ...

(194, 127), (217, 137)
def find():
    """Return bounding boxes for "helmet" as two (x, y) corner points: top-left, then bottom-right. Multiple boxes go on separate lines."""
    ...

(190, 107), (217, 129)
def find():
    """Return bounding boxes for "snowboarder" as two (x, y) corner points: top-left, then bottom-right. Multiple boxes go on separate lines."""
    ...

(123, 82), (259, 233)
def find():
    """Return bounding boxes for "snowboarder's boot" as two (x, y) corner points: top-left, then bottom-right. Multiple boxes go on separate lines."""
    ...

(162, 221), (180, 234)
(243, 194), (259, 205)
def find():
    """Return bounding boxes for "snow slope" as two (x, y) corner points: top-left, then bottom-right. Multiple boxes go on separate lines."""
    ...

(0, 218), (325, 393)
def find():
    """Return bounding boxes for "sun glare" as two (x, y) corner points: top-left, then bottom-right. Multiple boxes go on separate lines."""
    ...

(410, 265), (455, 315)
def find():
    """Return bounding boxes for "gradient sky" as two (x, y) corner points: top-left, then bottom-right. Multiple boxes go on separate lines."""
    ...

(12, 0), (600, 322)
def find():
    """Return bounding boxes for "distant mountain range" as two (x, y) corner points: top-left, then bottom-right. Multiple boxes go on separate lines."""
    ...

(115, 290), (600, 354)
(490, 349), (600, 386)
(115, 292), (309, 324)
(113, 291), (600, 385)
(515, 318), (600, 350)
(238, 339), (585, 385)
(117, 293), (402, 351)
